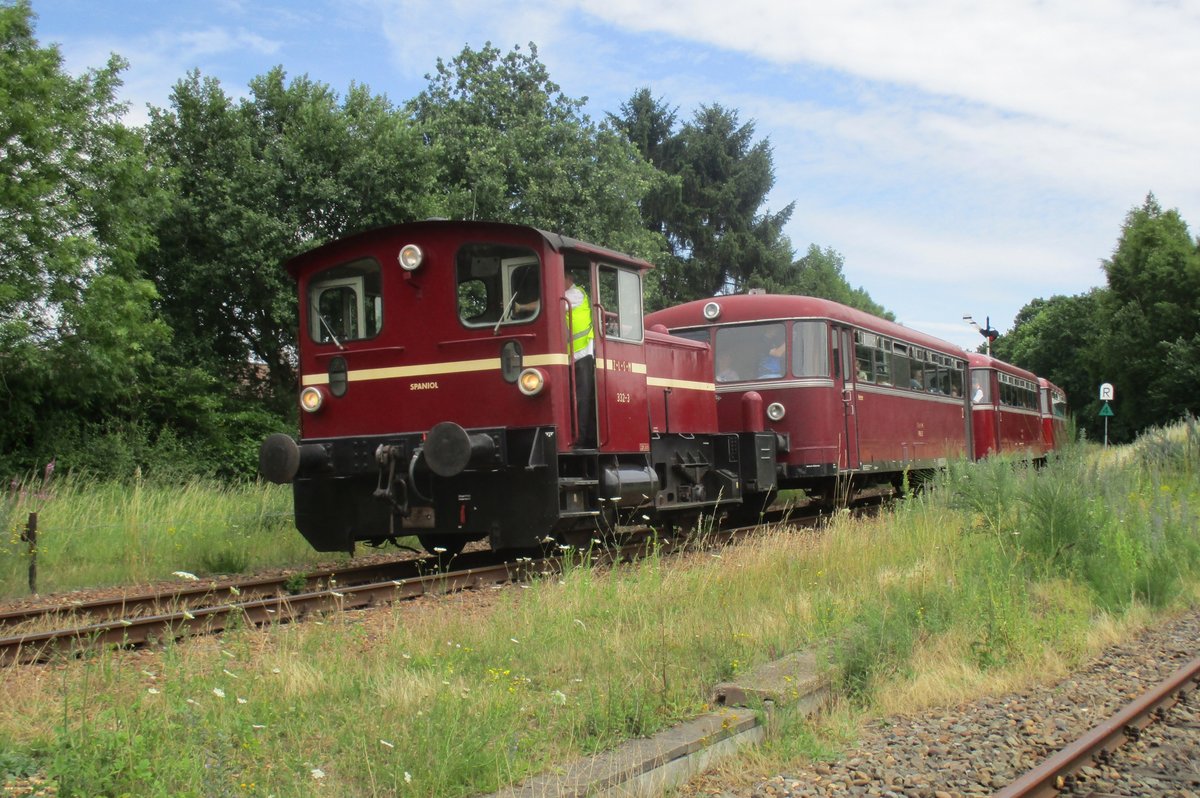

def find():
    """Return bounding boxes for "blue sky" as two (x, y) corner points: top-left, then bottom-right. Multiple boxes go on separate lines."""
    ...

(32, 0), (1200, 351)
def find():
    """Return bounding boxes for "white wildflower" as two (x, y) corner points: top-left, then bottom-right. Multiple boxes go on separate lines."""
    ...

(405, 772), (413, 784)
(433, 547), (447, 553)
(147, 688), (160, 695)
(237, 697), (248, 705)
(550, 690), (567, 705)
(172, 571), (199, 581)
(311, 768), (325, 780)
(212, 688), (225, 699)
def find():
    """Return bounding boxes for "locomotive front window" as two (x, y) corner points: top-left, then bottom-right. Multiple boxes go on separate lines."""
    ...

(455, 244), (541, 328)
(308, 258), (382, 344)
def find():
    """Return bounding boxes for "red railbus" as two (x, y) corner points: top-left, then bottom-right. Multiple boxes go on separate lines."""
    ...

(968, 353), (1048, 460)
(646, 294), (971, 502)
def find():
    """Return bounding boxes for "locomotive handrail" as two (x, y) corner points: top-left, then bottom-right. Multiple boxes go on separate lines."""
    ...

(315, 345), (405, 359)
(439, 334), (536, 347)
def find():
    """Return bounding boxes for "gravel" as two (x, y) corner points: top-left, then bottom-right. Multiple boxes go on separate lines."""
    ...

(699, 609), (1200, 798)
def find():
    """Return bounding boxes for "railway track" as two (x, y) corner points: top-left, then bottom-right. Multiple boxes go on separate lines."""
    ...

(0, 519), (797, 667)
(996, 654), (1200, 797)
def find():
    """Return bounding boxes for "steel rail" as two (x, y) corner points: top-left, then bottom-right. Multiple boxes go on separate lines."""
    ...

(992, 653), (1200, 798)
(0, 549), (501, 631)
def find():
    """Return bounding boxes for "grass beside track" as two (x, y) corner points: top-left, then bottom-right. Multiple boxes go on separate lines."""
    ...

(1, 477), (342, 599)
(1, 418), (1197, 797)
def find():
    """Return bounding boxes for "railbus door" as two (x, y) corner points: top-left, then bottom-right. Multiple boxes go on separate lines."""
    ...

(831, 325), (861, 471)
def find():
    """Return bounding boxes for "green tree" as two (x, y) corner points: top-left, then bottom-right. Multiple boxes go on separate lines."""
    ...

(143, 67), (439, 409)
(0, 1), (166, 473)
(781, 245), (893, 319)
(616, 90), (896, 312)
(991, 291), (1106, 437)
(409, 43), (661, 258)
(1096, 194), (1200, 439)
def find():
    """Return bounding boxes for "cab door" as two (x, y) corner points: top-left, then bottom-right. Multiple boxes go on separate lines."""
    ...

(831, 325), (861, 471)
(593, 264), (649, 453)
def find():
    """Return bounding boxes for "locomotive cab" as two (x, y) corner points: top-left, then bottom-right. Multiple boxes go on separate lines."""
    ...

(260, 221), (747, 555)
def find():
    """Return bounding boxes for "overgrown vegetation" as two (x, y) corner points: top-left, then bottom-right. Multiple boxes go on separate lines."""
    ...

(1, 423), (1196, 796)
(0, 472), (333, 598)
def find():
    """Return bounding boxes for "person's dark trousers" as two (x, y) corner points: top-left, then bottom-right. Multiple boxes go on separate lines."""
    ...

(573, 354), (596, 448)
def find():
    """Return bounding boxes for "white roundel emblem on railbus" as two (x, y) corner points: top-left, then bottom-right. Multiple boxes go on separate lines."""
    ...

(766, 402), (786, 421)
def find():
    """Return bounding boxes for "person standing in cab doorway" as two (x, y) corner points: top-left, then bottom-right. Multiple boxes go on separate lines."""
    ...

(565, 271), (596, 448)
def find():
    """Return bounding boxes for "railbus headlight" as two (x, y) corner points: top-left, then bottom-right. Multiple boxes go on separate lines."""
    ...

(766, 402), (786, 421)
(398, 243), (424, 271)
(702, 301), (721, 320)
(517, 368), (546, 396)
(300, 386), (325, 413)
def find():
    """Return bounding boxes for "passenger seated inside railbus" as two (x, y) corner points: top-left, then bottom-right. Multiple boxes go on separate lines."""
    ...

(716, 351), (740, 383)
(757, 327), (787, 378)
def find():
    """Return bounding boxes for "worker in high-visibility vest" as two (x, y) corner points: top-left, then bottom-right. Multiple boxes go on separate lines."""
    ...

(565, 271), (596, 448)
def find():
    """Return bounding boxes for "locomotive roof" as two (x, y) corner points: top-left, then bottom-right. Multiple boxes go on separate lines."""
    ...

(284, 219), (654, 276)
(646, 294), (970, 357)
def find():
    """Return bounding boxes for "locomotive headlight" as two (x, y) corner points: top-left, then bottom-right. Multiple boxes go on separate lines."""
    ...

(517, 367), (546, 396)
(766, 402), (786, 421)
(702, 301), (721, 320)
(300, 386), (325, 413)
(398, 243), (424, 271)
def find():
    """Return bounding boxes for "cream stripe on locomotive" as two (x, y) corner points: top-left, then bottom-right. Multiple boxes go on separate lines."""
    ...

(301, 354), (661, 387)
(646, 376), (715, 392)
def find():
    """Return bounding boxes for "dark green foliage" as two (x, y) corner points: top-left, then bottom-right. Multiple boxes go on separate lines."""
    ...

(143, 67), (440, 412)
(995, 194), (1199, 441)
(409, 43), (661, 259)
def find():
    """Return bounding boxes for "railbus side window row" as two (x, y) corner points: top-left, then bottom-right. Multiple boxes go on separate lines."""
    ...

(998, 372), (1038, 409)
(854, 331), (964, 396)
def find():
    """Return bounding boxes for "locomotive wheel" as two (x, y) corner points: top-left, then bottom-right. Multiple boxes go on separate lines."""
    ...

(417, 534), (467, 557)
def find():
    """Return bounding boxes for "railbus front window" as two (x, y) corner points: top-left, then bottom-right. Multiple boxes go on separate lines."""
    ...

(456, 243), (541, 328)
(308, 257), (382, 343)
(715, 322), (787, 382)
(791, 320), (830, 377)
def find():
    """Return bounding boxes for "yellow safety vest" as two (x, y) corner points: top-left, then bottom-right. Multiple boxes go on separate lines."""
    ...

(568, 286), (594, 356)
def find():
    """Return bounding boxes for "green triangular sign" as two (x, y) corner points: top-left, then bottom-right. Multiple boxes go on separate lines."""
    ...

(1099, 402), (1114, 417)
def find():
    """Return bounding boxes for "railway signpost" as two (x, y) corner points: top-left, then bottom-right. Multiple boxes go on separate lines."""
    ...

(1099, 383), (1115, 446)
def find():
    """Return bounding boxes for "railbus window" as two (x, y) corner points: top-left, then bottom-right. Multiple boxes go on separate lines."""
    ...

(970, 368), (992, 403)
(791, 320), (830, 377)
(309, 257), (382, 343)
(715, 322), (787, 382)
(455, 244), (541, 328)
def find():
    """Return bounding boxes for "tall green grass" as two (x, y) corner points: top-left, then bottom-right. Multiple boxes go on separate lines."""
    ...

(0, 419), (1197, 796)
(1, 473), (335, 598)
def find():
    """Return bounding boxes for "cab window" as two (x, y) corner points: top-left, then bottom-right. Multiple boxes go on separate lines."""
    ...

(309, 258), (382, 343)
(597, 265), (644, 341)
(456, 243), (541, 328)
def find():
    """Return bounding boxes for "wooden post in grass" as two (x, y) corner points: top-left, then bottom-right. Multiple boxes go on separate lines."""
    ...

(20, 512), (37, 594)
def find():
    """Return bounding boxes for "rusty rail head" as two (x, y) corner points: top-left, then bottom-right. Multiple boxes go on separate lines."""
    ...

(992, 653), (1200, 798)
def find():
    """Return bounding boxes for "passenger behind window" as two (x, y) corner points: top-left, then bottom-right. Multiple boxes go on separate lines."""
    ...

(757, 328), (786, 378)
(716, 350), (740, 383)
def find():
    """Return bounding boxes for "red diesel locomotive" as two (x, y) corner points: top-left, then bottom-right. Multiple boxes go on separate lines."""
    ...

(259, 220), (1067, 555)
(258, 221), (773, 554)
